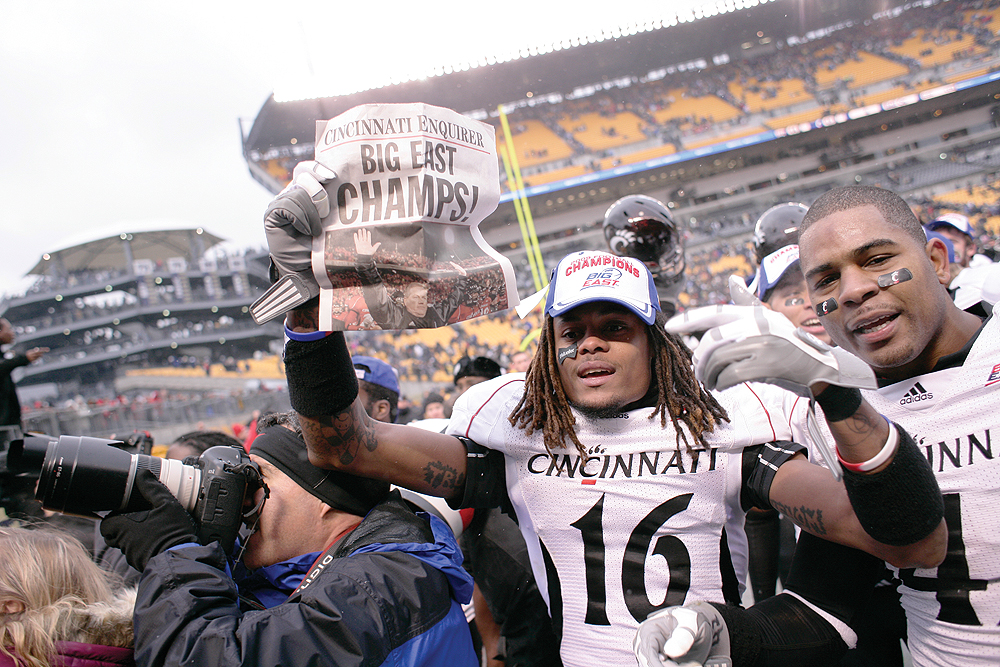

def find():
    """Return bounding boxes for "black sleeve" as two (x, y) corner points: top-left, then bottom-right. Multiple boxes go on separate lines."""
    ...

(354, 255), (398, 327)
(0, 353), (29, 378)
(712, 593), (849, 667)
(708, 532), (884, 667)
(782, 532), (884, 624)
(741, 441), (806, 512)
(446, 437), (514, 515)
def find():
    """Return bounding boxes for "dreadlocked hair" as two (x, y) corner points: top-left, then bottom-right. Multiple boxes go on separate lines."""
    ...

(508, 311), (729, 459)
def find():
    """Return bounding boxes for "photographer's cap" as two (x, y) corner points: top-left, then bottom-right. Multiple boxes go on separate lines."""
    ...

(545, 250), (659, 324)
(927, 212), (974, 238)
(352, 355), (399, 394)
(757, 244), (800, 301)
(453, 356), (501, 384)
(250, 426), (388, 517)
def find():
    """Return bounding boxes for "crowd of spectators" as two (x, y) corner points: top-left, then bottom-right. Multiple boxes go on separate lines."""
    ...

(488, 0), (999, 190)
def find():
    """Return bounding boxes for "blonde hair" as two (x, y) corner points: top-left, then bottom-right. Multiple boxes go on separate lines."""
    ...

(0, 527), (135, 667)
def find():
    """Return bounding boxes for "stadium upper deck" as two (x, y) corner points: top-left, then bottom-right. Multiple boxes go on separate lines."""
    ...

(243, 0), (998, 190)
(240, 0), (1000, 280)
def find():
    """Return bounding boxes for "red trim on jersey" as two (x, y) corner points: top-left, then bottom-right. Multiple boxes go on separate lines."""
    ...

(463, 378), (526, 438)
(741, 382), (777, 442)
(582, 479), (596, 485)
(788, 395), (804, 434)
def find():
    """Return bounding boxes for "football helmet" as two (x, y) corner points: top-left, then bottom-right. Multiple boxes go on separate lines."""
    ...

(603, 195), (685, 304)
(752, 202), (808, 264)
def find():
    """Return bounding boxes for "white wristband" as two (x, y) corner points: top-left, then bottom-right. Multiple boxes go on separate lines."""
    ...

(837, 421), (899, 473)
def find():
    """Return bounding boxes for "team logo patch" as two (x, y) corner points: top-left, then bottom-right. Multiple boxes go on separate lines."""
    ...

(582, 268), (623, 289)
(987, 363), (1000, 387)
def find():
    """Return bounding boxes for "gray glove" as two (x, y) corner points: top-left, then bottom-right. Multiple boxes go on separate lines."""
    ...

(666, 304), (877, 480)
(634, 602), (732, 667)
(665, 304), (876, 396)
(250, 161), (336, 324)
(728, 274), (760, 307)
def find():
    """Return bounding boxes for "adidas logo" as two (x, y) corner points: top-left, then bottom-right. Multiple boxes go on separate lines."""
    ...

(899, 382), (933, 405)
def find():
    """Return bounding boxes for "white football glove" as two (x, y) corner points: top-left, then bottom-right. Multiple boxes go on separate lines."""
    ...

(728, 274), (761, 307)
(664, 304), (876, 397)
(666, 304), (877, 480)
(634, 602), (732, 667)
(250, 161), (337, 324)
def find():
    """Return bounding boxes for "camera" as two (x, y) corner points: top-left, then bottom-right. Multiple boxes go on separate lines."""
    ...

(7, 434), (264, 554)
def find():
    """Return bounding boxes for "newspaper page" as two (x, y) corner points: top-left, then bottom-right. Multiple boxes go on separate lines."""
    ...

(310, 103), (518, 331)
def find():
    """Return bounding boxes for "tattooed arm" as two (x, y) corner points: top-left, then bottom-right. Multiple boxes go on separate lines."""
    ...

(767, 399), (946, 568)
(287, 302), (470, 499)
(296, 405), (469, 499)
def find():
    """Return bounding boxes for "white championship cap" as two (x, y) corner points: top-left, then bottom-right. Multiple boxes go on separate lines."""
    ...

(544, 250), (660, 324)
(757, 244), (801, 300)
(928, 212), (974, 237)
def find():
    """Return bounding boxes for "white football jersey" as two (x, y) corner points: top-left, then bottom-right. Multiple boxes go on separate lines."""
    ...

(448, 376), (794, 667)
(863, 309), (1000, 666)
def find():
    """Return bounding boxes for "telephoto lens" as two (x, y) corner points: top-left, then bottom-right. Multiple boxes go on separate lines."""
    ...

(7, 435), (201, 517)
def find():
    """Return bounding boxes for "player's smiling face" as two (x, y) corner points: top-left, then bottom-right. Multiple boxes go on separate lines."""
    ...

(799, 205), (951, 380)
(553, 302), (651, 416)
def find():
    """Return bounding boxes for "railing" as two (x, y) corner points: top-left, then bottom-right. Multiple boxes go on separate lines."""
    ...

(22, 390), (290, 440)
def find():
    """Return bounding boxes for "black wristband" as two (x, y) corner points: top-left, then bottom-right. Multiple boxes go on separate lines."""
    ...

(814, 385), (863, 422)
(842, 423), (944, 546)
(284, 331), (359, 417)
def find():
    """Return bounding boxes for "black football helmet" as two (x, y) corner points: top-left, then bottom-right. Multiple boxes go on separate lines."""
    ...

(752, 202), (808, 264)
(603, 195), (685, 304)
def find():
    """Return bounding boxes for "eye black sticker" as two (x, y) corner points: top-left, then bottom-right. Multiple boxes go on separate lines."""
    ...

(816, 298), (838, 317)
(877, 268), (913, 288)
(558, 343), (578, 364)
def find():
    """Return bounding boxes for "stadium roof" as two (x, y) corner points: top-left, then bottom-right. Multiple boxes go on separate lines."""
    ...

(27, 222), (225, 276)
(243, 0), (897, 156)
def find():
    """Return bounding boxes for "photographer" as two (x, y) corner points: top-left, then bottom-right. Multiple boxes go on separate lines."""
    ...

(96, 430), (247, 587)
(100, 412), (477, 667)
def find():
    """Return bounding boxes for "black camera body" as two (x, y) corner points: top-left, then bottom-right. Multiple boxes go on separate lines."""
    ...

(187, 444), (262, 552)
(8, 435), (263, 554)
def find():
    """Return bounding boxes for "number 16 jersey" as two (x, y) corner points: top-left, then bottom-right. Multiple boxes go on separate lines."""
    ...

(448, 376), (801, 667)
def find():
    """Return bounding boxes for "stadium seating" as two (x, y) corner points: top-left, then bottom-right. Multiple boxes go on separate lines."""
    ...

(890, 29), (987, 68)
(558, 110), (648, 152)
(812, 52), (909, 90)
(684, 125), (768, 150)
(729, 78), (809, 114)
(652, 90), (742, 127)
(496, 119), (575, 168)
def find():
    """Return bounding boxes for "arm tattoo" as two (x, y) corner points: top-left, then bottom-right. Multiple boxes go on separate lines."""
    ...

(422, 461), (466, 492)
(770, 498), (828, 536)
(300, 402), (378, 467)
(840, 410), (880, 440)
(287, 301), (320, 332)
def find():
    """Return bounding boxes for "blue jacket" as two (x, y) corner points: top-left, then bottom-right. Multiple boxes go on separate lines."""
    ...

(131, 491), (477, 667)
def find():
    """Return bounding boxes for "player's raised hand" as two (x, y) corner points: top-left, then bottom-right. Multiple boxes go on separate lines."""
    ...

(665, 304), (875, 396)
(353, 228), (382, 256)
(251, 160), (337, 324)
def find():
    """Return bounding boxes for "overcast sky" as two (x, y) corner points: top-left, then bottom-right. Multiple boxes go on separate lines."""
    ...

(1, 0), (717, 294)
